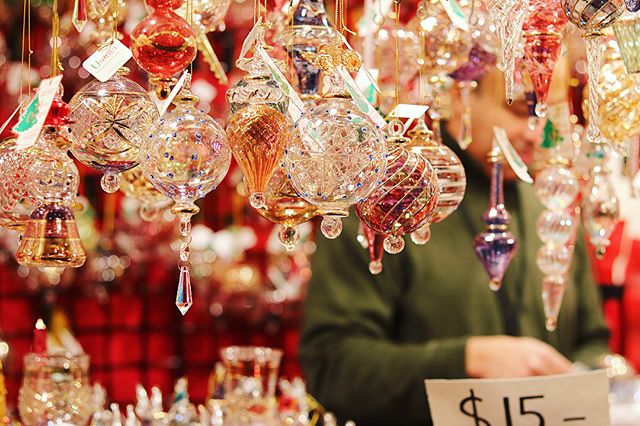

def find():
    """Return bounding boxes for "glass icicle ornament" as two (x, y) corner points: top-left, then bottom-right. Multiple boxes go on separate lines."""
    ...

(286, 71), (387, 239)
(72, 0), (88, 32)
(255, 165), (319, 251)
(140, 75), (231, 314)
(226, 26), (291, 210)
(522, 0), (568, 118)
(407, 118), (466, 245)
(69, 68), (160, 193)
(483, 0), (529, 103)
(613, 13), (640, 74)
(16, 102), (86, 268)
(473, 145), (517, 291)
(131, 0), (197, 99)
(355, 120), (439, 265)
(120, 167), (171, 221)
(562, 0), (625, 144)
(536, 209), (575, 245)
(542, 274), (566, 331)
(581, 143), (620, 258)
(360, 222), (385, 275)
(533, 164), (580, 210)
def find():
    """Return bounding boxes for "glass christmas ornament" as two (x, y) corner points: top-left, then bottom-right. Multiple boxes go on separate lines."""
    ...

(275, 0), (334, 99)
(407, 119), (466, 244)
(562, 0), (625, 144)
(355, 121), (439, 256)
(72, 0), (88, 32)
(69, 68), (160, 193)
(581, 144), (620, 258)
(542, 274), (565, 331)
(255, 166), (318, 251)
(131, 0), (197, 99)
(473, 146), (518, 291)
(0, 138), (36, 232)
(140, 77), (231, 314)
(536, 244), (572, 275)
(120, 167), (171, 221)
(411, 0), (472, 78)
(536, 209), (575, 245)
(533, 164), (580, 210)
(285, 73), (387, 239)
(483, 0), (528, 103)
(522, 0), (568, 118)
(360, 222), (385, 275)
(178, 0), (231, 32)
(613, 13), (640, 73)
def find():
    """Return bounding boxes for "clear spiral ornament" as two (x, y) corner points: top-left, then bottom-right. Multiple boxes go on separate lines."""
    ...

(536, 244), (573, 276)
(533, 165), (580, 210)
(69, 68), (160, 193)
(535, 209), (575, 246)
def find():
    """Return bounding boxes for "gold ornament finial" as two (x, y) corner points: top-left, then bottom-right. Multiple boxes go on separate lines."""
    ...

(300, 35), (362, 74)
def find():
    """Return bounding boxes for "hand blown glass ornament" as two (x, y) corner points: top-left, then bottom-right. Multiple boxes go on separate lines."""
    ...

(16, 101), (86, 268)
(131, 0), (197, 99)
(406, 119), (466, 244)
(120, 166), (171, 221)
(255, 166), (318, 251)
(354, 121), (439, 273)
(69, 68), (160, 193)
(613, 12), (640, 73)
(483, 0), (528, 103)
(286, 71), (387, 239)
(522, 0), (568, 118)
(0, 138), (36, 232)
(581, 143), (620, 258)
(140, 76), (231, 314)
(473, 145), (517, 291)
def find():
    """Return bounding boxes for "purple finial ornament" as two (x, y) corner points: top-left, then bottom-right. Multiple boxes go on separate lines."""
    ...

(473, 145), (518, 291)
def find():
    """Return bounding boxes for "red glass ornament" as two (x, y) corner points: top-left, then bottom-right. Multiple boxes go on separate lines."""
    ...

(44, 96), (73, 126)
(522, 0), (567, 117)
(131, 8), (197, 98)
(146, 0), (184, 10)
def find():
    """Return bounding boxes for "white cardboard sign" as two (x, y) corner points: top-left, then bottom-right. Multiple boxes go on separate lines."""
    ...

(426, 370), (610, 426)
(82, 39), (132, 82)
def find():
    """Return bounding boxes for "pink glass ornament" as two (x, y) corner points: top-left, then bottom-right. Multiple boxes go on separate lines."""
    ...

(355, 123), (439, 258)
(473, 147), (518, 291)
(484, 0), (528, 103)
(131, 3), (197, 99)
(359, 223), (385, 275)
(523, 0), (568, 118)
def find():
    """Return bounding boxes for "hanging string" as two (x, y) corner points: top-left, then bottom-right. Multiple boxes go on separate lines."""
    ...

(111, 0), (118, 41)
(20, 0), (29, 103)
(288, 0), (295, 81)
(262, 0), (268, 24)
(417, 0), (427, 105)
(393, 0), (400, 111)
(253, 0), (258, 25)
(50, 0), (62, 77)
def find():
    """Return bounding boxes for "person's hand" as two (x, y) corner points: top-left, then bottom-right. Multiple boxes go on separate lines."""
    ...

(465, 336), (573, 378)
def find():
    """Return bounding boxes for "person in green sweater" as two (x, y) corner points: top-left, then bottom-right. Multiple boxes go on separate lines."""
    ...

(298, 70), (611, 426)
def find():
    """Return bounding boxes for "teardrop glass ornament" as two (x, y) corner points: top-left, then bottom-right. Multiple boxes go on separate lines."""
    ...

(176, 265), (193, 315)
(542, 274), (565, 331)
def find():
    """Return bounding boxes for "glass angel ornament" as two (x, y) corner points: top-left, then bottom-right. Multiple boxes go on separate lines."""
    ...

(286, 68), (387, 239)
(562, 0), (625, 144)
(131, 0), (197, 99)
(255, 166), (319, 251)
(140, 75), (231, 314)
(16, 114), (86, 268)
(120, 167), (171, 221)
(483, 0), (529, 103)
(275, 0), (334, 99)
(406, 119), (466, 244)
(613, 13), (640, 74)
(473, 145), (518, 291)
(581, 144), (620, 258)
(354, 121), (439, 273)
(69, 68), (160, 193)
(522, 0), (568, 118)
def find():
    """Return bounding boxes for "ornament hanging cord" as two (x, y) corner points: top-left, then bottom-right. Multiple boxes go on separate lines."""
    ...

(393, 0), (400, 111)
(50, 0), (63, 76)
(20, 0), (33, 104)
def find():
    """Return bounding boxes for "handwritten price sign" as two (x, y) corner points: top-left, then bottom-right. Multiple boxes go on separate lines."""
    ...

(425, 371), (610, 426)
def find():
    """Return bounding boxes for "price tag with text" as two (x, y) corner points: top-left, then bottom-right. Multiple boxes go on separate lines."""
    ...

(425, 370), (610, 426)
(13, 75), (63, 150)
(82, 39), (132, 82)
(256, 47), (305, 123)
(493, 126), (533, 184)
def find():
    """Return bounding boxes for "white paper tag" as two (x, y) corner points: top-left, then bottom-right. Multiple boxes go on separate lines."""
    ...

(337, 66), (386, 129)
(256, 47), (305, 122)
(439, 0), (469, 32)
(493, 126), (533, 184)
(389, 104), (429, 120)
(160, 70), (189, 116)
(13, 75), (64, 150)
(426, 370), (610, 426)
(82, 39), (132, 82)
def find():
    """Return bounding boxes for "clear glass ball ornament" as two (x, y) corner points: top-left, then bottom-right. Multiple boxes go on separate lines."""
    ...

(177, 0), (231, 32)
(533, 165), (579, 210)
(535, 209), (575, 245)
(69, 69), (160, 193)
(536, 244), (572, 276)
(286, 97), (387, 239)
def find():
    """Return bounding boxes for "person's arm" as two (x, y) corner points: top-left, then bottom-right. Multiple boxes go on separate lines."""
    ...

(570, 232), (611, 366)
(299, 220), (467, 426)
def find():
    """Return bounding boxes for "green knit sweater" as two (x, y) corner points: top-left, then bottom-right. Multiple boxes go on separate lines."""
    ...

(299, 140), (610, 426)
